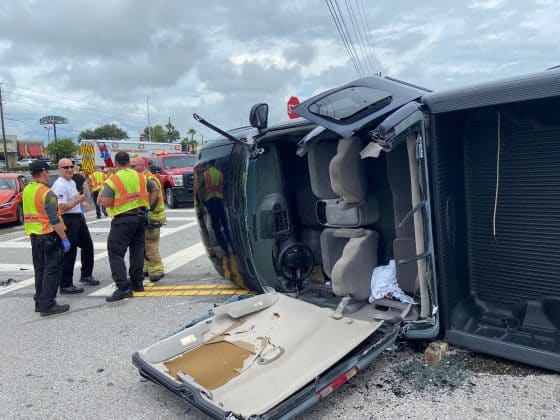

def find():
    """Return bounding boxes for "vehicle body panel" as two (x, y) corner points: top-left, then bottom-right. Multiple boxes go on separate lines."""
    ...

(0, 173), (26, 225)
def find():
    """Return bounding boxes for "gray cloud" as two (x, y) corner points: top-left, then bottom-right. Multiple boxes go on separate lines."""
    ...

(0, 0), (558, 142)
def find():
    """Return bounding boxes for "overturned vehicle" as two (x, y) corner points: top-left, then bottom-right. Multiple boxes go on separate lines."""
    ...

(133, 69), (560, 418)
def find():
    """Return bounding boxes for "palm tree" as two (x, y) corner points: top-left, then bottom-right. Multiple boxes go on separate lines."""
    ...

(188, 128), (197, 141)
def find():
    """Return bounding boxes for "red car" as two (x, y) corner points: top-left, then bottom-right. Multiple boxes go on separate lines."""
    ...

(0, 173), (27, 225)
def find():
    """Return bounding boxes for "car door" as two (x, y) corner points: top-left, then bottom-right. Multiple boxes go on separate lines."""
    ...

(293, 76), (429, 139)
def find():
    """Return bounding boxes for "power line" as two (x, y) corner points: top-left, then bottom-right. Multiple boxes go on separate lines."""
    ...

(357, 0), (382, 75)
(333, 0), (366, 77)
(326, 0), (363, 78)
(344, 0), (374, 75)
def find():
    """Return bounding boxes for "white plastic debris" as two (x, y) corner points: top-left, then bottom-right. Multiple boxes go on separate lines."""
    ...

(369, 260), (416, 304)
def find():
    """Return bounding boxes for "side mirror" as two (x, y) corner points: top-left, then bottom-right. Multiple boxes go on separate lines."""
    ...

(249, 103), (269, 130)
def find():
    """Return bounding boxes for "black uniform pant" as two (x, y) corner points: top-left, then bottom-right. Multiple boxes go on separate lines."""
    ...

(61, 213), (94, 288)
(31, 232), (64, 311)
(92, 190), (108, 217)
(107, 213), (146, 290)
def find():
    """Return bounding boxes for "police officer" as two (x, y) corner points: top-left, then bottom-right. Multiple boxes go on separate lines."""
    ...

(99, 152), (158, 302)
(131, 157), (166, 282)
(89, 165), (108, 218)
(23, 160), (71, 316)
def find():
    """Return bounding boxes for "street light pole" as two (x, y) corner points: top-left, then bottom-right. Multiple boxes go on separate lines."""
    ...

(146, 96), (152, 142)
(44, 126), (51, 144)
(0, 84), (8, 172)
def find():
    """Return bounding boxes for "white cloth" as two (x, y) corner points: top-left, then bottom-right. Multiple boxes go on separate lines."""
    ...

(51, 177), (82, 214)
(369, 260), (416, 304)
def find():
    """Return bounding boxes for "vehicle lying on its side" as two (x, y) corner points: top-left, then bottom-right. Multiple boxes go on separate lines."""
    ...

(133, 69), (560, 419)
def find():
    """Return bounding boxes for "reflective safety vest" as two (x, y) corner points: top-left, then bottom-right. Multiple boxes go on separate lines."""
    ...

(89, 171), (106, 192)
(104, 168), (150, 217)
(145, 171), (166, 223)
(22, 182), (62, 235)
(202, 167), (224, 201)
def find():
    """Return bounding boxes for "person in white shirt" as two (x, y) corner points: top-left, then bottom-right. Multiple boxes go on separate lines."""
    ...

(51, 158), (99, 294)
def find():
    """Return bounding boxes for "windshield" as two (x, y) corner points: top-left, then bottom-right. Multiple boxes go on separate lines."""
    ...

(308, 86), (392, 122)
(0, 178), (16, 190)
(162, 156), (197, 169)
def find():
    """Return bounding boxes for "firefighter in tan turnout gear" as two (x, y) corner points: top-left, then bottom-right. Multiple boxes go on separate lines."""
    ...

(131, 157), (166, 282)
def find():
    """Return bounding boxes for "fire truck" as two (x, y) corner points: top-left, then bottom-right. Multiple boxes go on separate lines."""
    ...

(80, 139), (182, 174)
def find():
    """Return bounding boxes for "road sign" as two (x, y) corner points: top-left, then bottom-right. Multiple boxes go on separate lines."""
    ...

(39, 115), (69, 125)
(287, 96), (300, 119)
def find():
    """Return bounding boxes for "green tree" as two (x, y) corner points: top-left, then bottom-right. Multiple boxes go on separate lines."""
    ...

(79, 124), (128, 140)
(45, 138), (80, 163)
(165, 119), (180, 143)
(187, 128), (196, 140)
(143, 125), (168, 143)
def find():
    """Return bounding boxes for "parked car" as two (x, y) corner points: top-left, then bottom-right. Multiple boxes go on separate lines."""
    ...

(15, 158), (37, 167)
(0, 173), (27, 225)
(133, 69), (560, 418)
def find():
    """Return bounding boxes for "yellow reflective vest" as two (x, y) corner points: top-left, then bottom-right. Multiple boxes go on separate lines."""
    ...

(104, 168), (149, 217)
(89, 171), (106, 192)
(22, 182), (62, 235)
(145, 171), (166, 223)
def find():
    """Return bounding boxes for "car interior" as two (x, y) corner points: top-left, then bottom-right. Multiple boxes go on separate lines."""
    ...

(248, 124), (428, 324)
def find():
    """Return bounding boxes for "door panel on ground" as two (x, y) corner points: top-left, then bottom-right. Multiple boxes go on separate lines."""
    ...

(133, 293), (390, 418)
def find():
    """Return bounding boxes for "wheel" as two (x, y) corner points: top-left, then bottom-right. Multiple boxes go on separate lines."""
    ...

(165, 188), (178, 209)
(15, 204), (24, 225)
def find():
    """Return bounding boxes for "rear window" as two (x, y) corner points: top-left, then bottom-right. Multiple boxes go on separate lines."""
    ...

(308, 86), (392, 121)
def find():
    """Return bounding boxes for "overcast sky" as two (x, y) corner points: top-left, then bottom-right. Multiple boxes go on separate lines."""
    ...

(0, 0), (559, 144)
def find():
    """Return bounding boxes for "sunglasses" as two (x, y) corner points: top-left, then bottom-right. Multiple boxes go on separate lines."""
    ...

(60, 165), (75, 169)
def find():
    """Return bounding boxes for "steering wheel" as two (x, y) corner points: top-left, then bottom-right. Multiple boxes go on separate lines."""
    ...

(277, 243), (314, 282)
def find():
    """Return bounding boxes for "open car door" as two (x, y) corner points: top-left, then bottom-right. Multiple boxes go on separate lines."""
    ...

(133, 293), (399, 419)
(292, 76), (429, 139)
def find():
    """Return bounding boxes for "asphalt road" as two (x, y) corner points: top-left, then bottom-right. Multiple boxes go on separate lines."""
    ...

(0, 203), (558, 419)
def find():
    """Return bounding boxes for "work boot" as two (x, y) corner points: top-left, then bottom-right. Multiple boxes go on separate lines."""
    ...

(79, 276), (100, 286)
(60, 285), (84, 294)
(132, 283), (144, 292)
(96, 215), (101, 219)
(149, 273), (164, 283)
(105, 288), (133, 302)
(40, 304), (70, 317)
(34, 303), (40, 313)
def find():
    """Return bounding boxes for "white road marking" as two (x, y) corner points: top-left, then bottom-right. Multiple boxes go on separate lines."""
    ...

(0, 264), (34, 271)
(88, 242), (206, 296)
(0, 221), (199, 296)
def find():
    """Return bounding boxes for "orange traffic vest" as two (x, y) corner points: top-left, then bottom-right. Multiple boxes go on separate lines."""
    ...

(23, 182), (64, 235)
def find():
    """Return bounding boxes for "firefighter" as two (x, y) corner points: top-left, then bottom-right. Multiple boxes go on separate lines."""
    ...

(89, 165), (108, 218)
(23, 160), (71, 316)
(98, 152), (159, 302)
(131, 158), (166, 282)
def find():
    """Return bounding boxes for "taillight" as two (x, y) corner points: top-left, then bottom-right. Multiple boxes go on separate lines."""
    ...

(316, 366), (359, 400)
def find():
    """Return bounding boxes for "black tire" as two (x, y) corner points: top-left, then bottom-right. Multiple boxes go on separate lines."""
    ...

(15, 204), (24, 225)
(165, 188), (178, 209)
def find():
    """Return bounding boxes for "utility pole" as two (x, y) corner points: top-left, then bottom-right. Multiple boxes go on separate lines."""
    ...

(44, 126), (52, 144)
(146, 97), (152, 142)
(0, 84), (8, 172)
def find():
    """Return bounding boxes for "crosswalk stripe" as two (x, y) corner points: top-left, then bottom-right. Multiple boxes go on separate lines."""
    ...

(88, 242), (207, 297)
(0, 221), (199, 296)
